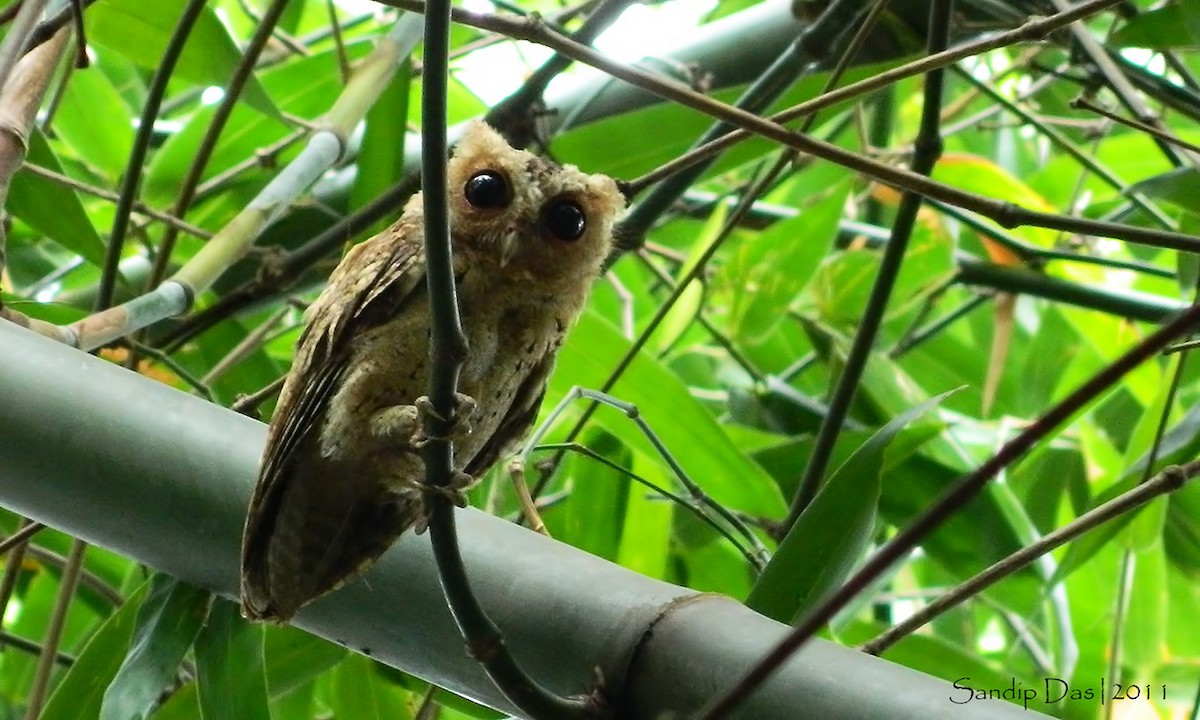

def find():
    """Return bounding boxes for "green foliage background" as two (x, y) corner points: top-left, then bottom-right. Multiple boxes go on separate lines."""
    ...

(2, 0), (1200, 718)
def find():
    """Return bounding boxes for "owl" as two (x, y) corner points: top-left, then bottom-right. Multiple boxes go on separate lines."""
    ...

(240, 121), (625, 622)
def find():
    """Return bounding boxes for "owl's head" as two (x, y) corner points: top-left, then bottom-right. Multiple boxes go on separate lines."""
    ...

(445, 121), (624, 286)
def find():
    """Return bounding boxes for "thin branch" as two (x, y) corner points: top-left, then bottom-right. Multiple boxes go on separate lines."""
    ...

(1072, 96), (1200, 156)
(97, 0), (208, 311)
(23, 544), (125, 607)
(120, 339), (215, 401)
(0, 519), (37, 636)
(626, 0), (1125, 191)
(231, 376), (286, 418)
(200, 306), (291, 385)
(383, 0), (1200, 254)
(1104, 552), (1136, 720)
(526, 441), (763, 570)
(614, 0), (875, 251)
(888, 292), (993, 358)
(0, 520), (44, 554)
(193, 128), (307, 201)
(519, 388), (768, 570)
(485, 0), (638, 147)
(952, 66), (1176, 231)
(24, 538), (85, 720)
(236, 0), (310, 59)
(20, 162), (212, 239)
(0, 0), (49, 96)
(862, 459), (1200, 655)
(0, 629), (76, 666)
(146, 0), (292, 292)
(697, 299), (1200, 720)
(786, 0), (951, 527)
(1048, 0), (1187, 166)
(67, 0), (85, 67)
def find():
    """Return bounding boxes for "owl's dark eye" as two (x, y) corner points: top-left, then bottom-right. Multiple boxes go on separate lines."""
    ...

(542, 198), (587, 242)
(464, 170), (510, 209)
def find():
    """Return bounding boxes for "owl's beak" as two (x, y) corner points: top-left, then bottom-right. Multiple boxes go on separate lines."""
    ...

(498, 231), (520, 267)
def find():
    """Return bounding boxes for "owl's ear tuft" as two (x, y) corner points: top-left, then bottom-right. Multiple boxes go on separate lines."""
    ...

(453, 120), (510, 162)
(588, 174), (627, 224)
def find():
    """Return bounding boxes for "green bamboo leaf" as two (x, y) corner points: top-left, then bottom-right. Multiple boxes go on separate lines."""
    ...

(195, 600), (270, 720)
(809, 220), (955, 330)
(0, 293), (87, 324)
(278, 0), (306, 33)
(53, 62), (134, 179)
(729, 186), (845, 345)
(747, 391), (954, 623)
(1127, 168), (1200, 214)
(1111, 4), (1200, 49)
(551, 428), (632, 560)
(1123, 544), (1168, 670)
(262, 624), (348, 698)
(1121, 355), (1180, 552)
(1166, 482), (1200, 577)
(148, 682), (198, 720)
(330, 654), (413, 720)
(9, 130), (107, 267)
(656, 202), (725, 354)
(616, 453), (675, 578)
(39, 582), (150, 720)
(1053, 401), (1200, 583)
(86, 0), (277, 117)
(100, 574), (211, 720)
(932, 154), (1057, 248)
(842, 621), (1038, 702)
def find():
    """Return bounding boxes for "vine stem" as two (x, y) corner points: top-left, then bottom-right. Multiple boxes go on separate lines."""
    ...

(418, 0), (598, 717)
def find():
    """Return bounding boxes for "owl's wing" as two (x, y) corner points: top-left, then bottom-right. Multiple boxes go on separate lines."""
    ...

(243, 223), (427, 617)
(464, 347), (555, 478)
(263, 222), (427, 482)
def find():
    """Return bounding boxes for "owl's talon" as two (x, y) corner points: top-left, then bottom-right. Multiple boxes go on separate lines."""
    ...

(427, 471), (473, 507)
(413, 470), (475, 534)
(410, 393), (476, 448)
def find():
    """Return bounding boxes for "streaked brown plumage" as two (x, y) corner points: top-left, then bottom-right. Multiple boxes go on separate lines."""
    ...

(240, 121), (624, 621)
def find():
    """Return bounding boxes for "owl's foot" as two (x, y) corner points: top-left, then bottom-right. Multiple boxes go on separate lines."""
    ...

(413, 470), (475, 534)
(410, 393), (476, 448)
(371, 394), (476, 450)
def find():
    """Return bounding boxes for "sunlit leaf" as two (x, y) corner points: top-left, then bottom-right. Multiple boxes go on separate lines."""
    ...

(86, 1), (278, 117)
